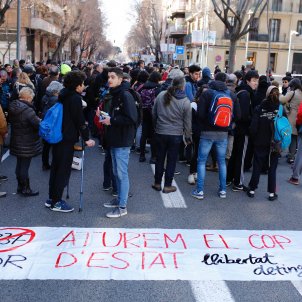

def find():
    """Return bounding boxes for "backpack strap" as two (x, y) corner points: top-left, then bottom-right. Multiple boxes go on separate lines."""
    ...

(277, 104), (283, 118)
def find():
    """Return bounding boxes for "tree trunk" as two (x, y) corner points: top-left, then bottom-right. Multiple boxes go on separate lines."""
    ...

(228, 38), (237, 73)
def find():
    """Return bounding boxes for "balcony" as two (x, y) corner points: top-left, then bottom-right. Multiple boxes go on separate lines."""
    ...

(30, 18), (61, 37)
(170, 0), (186, 18)
(168, 25), (187, 38)
(43, 0), (65, 17)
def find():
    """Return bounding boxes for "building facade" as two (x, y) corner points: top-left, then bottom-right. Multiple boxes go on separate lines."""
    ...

(164, 0), (302, 75)
(0, 0), (83, 64)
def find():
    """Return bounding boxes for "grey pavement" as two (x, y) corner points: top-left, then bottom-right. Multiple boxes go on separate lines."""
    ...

(0, 144), (302, 302)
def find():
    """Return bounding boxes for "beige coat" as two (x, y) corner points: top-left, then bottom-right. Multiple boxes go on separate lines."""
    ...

(0, 106), (7, 145)
(279, 89), (302, 135)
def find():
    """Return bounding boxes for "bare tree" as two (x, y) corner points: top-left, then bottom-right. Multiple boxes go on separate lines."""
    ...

(52, 2), (82, 61)
(0, 0), (14, 27)
(212, 0), (267, 72)
(127, 0), (164, 61)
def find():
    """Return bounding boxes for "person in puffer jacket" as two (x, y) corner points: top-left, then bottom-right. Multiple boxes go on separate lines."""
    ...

(9, 87), (42, 197)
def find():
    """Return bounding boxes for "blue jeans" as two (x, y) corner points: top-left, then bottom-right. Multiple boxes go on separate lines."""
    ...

(196, 137), (228, 192)
(111, 147), (130, 208)
(103, 148), (117, 191)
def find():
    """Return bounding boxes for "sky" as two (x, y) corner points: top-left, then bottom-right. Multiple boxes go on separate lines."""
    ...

(102, 0), (136, 47)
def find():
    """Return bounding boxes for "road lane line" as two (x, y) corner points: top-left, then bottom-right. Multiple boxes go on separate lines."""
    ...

(1, 149), (9, 162)
(150, 164), (187, 208)
(190, 281), (235, 302)
(292, 281), (302, 297)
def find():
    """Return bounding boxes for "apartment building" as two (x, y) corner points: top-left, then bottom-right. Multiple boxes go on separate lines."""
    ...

(0, 0), (76, 64)
(165, 0), (302, 75)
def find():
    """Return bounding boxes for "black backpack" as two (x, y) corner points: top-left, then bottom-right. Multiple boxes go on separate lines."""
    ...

(125, 88), (142, 128)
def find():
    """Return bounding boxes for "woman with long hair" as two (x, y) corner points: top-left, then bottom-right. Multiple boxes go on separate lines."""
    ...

(152, 76), (192, 193)
(247, 86), (283, 201)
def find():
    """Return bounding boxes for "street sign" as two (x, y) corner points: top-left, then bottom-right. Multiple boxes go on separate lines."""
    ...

(176, 46), (185, 55)
(168, 44), (176, 53)
(173, 53), (177, 60)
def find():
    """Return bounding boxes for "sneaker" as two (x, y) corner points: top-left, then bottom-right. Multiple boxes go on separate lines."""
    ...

(188, 174), (195, 185)
(218, 191), (226, 198)
(178, 159), (186, 163)
(0, 192), (6, 198)
(135, 147), (141, 154)
(226, 181), (232, 187)
(0, 175), (8, 182)
(268, 193), (278, 201)
(112, 191), (118, 197)
(191, 189), (204, 200)
(232, 184), (247, 192)
(288, 177), (299, 185)
(152, 184), (162, 191)
(247, 190), (255, 198)
(139, 156), (146, 162)
(130, 145), (136, 152)
(287, 158), (294, 164)
(50, 200), (74, 212)
(103, 198), (119, 208)
(174, 171), (181, 175)
(106, 207), (127, 218)
(149, 158), (156, 164)
(45, 199), (52, 208)
(103, 186), (113, 191)
(162, 186), (177, 193)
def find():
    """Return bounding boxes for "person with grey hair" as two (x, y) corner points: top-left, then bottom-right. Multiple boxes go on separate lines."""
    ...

(41, 66), (60, 96)
(152, 76), (192, 193)
(8, 87), (41, 197)
(40, 81), (63, 170)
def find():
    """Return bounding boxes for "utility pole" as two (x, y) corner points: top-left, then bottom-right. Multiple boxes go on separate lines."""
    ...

(16, 0), (21, 59)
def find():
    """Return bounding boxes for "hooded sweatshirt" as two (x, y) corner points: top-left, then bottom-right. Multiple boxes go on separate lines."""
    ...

(58, 88), (89, 144)
(197, 80), (241, 133)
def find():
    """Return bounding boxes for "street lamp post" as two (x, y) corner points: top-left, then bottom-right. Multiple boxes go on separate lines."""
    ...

(287, 30), (299, 72)
(245, 10), (253, 61)
(16, 0), (21, 60)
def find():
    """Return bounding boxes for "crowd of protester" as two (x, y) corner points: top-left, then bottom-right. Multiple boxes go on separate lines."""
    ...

(0, 58), (301, 217)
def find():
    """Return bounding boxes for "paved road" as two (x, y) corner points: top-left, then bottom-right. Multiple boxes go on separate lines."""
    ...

(0, 145), (302, 302)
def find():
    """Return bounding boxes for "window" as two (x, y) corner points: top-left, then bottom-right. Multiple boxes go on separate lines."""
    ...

(297, 21), (302, 35)
(269, 53), (277, 72)
(249, 18), (259, 40)
(269, 19), (281, 42)
(272, 0), (282, 11)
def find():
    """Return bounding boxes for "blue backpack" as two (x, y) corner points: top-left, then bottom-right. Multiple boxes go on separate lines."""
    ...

(39, 103), (63, 144)
(274, 105), (292, 150)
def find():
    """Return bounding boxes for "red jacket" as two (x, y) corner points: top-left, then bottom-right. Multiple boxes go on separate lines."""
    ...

(297, 102), (302, 125)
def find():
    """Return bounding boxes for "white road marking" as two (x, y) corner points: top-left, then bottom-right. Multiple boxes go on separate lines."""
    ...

(190, 281), (235, 302)
(292, 281), (302, 296)
(150, 164), (187, 208)
(1, 149), (9, 162)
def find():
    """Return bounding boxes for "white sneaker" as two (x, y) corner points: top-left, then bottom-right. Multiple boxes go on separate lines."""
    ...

(188, 174), (195, 185)
(193, 173), (197, 180)
(219, 191), (227, 199)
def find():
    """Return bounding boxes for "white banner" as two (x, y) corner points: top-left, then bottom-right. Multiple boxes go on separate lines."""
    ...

(0, 227), (302, 281)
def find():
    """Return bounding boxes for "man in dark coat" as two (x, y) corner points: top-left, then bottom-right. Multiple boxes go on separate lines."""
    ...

(46, 71), (95, 213)
(100, 67), (138, 218)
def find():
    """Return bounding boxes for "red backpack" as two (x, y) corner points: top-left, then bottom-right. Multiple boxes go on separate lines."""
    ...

(209, 90), (233, 128)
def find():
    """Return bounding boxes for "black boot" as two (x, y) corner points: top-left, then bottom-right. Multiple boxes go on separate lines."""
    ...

(21, 179), (39, 197)
(17, 177), (22, 194)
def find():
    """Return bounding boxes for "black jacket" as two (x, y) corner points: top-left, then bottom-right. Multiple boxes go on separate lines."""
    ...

(58, 88), (89, 144)
(197, 80), (241, 132)
(249, 99), (279, 147)
(254, 81), (269, 110)
(235, 83), (256, 135)
(106, 82), (137, 148)
(9, 99), (42, 157)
